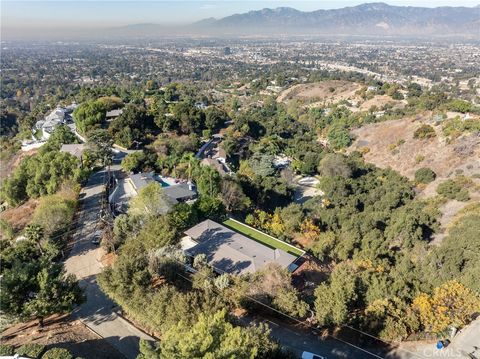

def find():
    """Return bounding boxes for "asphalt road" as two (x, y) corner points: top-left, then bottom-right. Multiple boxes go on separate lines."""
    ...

(250, 316), (391, 359)
(65, 154), (153, 359)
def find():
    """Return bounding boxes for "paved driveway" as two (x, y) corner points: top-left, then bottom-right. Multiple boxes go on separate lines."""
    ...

(65, 162), (153, 359)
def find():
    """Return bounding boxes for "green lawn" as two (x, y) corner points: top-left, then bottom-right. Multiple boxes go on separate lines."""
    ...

(222, 219), (304, 257)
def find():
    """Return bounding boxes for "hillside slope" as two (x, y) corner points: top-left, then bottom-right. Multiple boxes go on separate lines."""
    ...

(348, 114), (480, 244)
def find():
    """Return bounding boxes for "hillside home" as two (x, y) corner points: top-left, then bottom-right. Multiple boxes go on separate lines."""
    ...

(181, 220), (299, 275)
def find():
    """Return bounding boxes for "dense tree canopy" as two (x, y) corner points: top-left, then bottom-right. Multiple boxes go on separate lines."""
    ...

(73, 99), (107, 135)
(1, 150), (85, 206)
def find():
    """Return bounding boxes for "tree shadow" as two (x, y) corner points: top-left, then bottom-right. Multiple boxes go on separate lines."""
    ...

(44, 336), (128, 359)
(73, 274), (118, 326)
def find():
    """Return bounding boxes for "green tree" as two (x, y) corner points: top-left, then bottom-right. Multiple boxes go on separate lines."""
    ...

(159, 309), (275, 359)
(17, 343), (46, 358)
(0, 260), (83, 326)
(422, 203), (480, 292)
(136, 215), (178, 250)
(129, 182), (173, 217)
(45, 125), (78, 150)
(33, 194), (76, 236)
(137, 339), (161, 359)
(318, 153), (352, 178)
(194, 165), (221, 197)
(195, 195), (226, 221)
(25, 265), (83, 326)
(327, 125), (352, 150)
(73, 99), (107, 135)
(273, 288), (308, 317)
(363, 297), (419, 341)
(109, 104), (153, 149)
(204, 107), (227, 131)
(315, 264), (358, 326)
(121, 151), (146, 173)
(86, 128), (113, 166)
(24, 224), (46, 254)
(1, 151), (83, 206)
(41, 347), (73, 359)
(447, 99), (472, 114)
(407, 83), (422, 97)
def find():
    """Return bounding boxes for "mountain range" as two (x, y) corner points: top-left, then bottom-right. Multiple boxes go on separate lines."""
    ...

(191, 2), (480, 36)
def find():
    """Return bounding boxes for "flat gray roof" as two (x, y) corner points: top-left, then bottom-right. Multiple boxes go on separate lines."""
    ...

(106, 109), (123, 118)
(129, 172), (155, 191)
(60, 143), (86, 159)
(184, 219), (297, 275)
(163, 183), (196, 201)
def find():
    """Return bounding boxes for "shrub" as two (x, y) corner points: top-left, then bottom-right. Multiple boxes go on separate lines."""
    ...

(415, 168), (436, 184)
(437, 180), (470, 201)
(17, 343), (46, 358)
(413, 125), (436, 139)
(0, 344), (14, 356)
(41, 348), (73, 359)
(391, 91), (404, 100)
(0, 218), (14, 240)
(415, 154), (425, 164)
(447, 99), (472, 114)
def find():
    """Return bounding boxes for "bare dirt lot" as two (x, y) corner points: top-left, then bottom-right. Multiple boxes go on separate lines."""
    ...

(0, 198), (39, 237)
(277, 80), (361, 105)
(349, 115), (480, 182)
(357, 95), (406, 112)
(0, 149), (37, 181)
(1, 314), (125, 359)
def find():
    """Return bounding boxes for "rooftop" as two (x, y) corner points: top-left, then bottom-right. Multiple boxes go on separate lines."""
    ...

(126, 172), (197, 205)
(106, 109), (123, 118)
(163, 182), (196, 203)
(60, 143), (86, 159)
(128, 172), (156, 192)
(184, 219), (299, 275)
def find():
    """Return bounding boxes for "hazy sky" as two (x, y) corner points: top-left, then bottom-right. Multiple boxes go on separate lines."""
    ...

(2, 0), (479, 30)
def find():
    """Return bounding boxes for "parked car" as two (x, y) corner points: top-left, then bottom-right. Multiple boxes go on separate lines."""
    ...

(301, 352), (326, 359)
(91, 230), (102, 245)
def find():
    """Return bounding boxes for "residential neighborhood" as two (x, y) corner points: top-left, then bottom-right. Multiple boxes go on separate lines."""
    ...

(1, 1), (479, 359)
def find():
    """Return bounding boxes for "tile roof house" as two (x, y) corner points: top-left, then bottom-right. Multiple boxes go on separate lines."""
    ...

(183, 220), (298, 275)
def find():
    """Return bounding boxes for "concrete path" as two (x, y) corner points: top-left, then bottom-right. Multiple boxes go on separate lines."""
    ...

(392, 318), (480, 359)
(65, 155), (154, 359)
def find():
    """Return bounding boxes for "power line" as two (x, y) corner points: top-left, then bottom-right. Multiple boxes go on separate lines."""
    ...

(61, 165), (422, 358)
(161, 254), (388, 359)
(341, 324), (425, 359)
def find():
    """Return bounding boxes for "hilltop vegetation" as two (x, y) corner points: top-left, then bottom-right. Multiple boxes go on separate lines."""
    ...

(1, 38), (479, 356)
